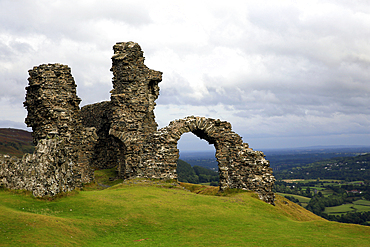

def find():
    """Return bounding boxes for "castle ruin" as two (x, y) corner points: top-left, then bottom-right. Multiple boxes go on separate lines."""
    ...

(0, 42), (275, 204)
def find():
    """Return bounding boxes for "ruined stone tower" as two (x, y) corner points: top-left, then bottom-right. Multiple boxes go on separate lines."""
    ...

(24, 64), (82, 145)
(1, 42), (276, 204)
(24, 64), (96, 185)
(0, 64), (96, 197)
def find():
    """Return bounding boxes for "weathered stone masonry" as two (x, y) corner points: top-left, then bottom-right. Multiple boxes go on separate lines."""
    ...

(154, 117), (275, 203)
(0, 64), (96, 197)
(0, 42), (275, 204)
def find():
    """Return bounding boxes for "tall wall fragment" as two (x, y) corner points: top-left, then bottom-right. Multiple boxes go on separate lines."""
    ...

(108, 42), (163, 179)
(0, 64), (96, 196)
(24, 64), (96, 184)
(24, 64), (82, 145)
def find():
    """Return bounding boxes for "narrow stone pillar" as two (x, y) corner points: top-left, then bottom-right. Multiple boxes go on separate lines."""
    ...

(109, 42), (162, 178)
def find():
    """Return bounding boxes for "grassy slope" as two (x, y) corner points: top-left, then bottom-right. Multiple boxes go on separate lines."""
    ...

(277, 193), (311, 203)
(1, 179), (370, 247)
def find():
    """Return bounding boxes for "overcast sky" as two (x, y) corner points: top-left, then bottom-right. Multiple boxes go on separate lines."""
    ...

(1, 0), (370, 151)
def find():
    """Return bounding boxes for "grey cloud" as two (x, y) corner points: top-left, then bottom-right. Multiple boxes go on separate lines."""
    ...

(78, 83), (112, 107)
(0, 67), (28, 99)
(155, 43), (370, 123)
(221, 2), (370, 74)
(156, 73), (196, 105)
(0, 42), (14, 59)
(0, 40), (34, 62)
(0, 119), (28, 130)
(247, 4), (301, 33)
(10, 41), (34, 54)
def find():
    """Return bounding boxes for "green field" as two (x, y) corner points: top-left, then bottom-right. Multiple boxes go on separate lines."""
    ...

(324, 200), (370, 215)
(354, 200), (370, 206)
(306, 186), (326, 192)
(1, 178), (370, 246)
(283, 179), (342, 183)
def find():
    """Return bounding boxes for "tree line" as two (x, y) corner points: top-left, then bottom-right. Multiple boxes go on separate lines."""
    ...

(177, 159), (219, 186)
(306, 193), (370, 226)
(274, 153), (370, 181)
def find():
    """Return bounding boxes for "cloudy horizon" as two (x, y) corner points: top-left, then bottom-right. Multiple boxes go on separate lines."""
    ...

(1, 0), (370, 151)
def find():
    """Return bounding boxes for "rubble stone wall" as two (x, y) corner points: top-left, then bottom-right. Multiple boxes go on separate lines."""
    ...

(0, 139), (77, 197)
(0, 64), (96, 196)
(24, 64), (82, 145)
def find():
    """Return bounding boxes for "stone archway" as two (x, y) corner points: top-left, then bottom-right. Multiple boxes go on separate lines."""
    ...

(154, 116), (275, 204)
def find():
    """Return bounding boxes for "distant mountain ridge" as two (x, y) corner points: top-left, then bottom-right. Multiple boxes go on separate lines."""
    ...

(274, 153), (370, 181)
(180, 146), (370, 172)
(0, 128), (34, 157)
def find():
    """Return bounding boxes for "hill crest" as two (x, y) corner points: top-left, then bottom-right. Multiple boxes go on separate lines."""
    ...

(1, 179), (369, 246)
(0, 128), (34, 157)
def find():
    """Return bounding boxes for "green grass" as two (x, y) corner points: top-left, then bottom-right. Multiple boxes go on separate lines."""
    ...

(92, 168), (125, 188)
(349, 181), (364, 184)
(322, 182), (340, 186)
(1, 177), (370, 246)
(320, 189), (334, 196)
(277, 193), (311, 203)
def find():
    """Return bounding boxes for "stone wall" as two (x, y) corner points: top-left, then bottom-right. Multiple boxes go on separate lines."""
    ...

(0, 42), (275, 204)
(81, 101), (125, 170)
(0, 64), (96, 197)
(24, 64), (96, 184)
(0, 139), (76, 197)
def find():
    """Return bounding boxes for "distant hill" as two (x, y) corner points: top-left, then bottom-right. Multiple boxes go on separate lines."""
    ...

(0, 128), (34, 157)
(274, 153), (370, 181)
(264, 146), (370, 171)
(179, 146), (370, 172)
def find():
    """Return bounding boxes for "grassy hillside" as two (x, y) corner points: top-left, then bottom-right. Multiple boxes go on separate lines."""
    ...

(1, 175), (370, 246)
(0, 128), (34, 157)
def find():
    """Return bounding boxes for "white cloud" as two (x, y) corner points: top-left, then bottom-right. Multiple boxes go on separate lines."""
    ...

(1, 0), (370, 150)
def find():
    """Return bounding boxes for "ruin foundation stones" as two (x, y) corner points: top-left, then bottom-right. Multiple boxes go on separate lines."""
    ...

(0, 42), (275, 204)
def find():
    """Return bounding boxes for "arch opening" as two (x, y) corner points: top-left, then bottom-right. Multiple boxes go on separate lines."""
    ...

(176, 132), (219, 186)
